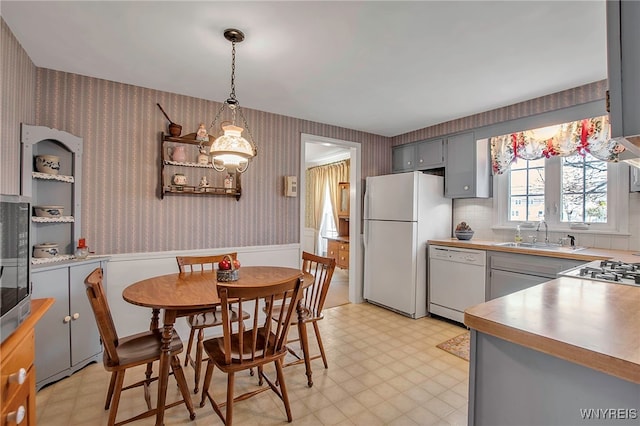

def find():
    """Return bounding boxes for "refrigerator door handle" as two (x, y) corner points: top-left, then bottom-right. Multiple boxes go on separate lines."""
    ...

(363, 219), (368, 248)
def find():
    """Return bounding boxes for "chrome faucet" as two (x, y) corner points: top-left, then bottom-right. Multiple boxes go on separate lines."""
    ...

(536, 220), (549, 244)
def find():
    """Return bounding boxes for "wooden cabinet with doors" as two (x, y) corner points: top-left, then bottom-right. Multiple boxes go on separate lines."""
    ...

(1, 298), (53, 426)
(326, 237), (349, 269)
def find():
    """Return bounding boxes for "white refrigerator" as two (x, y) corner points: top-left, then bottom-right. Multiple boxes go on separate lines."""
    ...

(363, 171), (452, 318)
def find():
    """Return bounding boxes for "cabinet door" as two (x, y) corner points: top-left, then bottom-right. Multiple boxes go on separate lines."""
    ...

(631, 166), (640, 192)
(488, 269), (549, 300)
(392, 144), (416, 173)
(445, 132), (476, 198)
(416, 139), (445, 170)
(327, 240), (339, 263)
(69, 263), (103, 367)
(32, 268), (70, 384)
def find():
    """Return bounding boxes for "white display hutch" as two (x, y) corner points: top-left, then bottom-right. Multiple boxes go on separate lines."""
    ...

(20, 124), (106, 389)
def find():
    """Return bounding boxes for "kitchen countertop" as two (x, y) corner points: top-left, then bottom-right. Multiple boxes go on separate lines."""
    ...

(464, 276), (640, 383)
(428, 238), (640, 263)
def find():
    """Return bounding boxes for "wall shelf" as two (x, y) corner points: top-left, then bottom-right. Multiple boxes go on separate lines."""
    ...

(160, 133), (242, 200)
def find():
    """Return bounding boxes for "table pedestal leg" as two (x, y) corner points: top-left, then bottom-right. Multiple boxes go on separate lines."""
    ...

(156, 311), (176, 425)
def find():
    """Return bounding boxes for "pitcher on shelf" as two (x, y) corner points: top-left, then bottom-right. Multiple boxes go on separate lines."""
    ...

(168, 145), (186, 162)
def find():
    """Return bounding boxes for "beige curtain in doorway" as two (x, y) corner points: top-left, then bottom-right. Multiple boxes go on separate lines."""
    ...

(305, 159), (350, 231)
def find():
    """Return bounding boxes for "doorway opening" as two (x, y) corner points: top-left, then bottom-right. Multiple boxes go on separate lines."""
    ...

(300, 134), (363, 306)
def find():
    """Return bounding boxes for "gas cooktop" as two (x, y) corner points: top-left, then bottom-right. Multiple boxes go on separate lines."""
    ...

(559, 260), (640, 286)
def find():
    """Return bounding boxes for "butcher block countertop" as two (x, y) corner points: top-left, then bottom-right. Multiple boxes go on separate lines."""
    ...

(428, 238), (640, 263)
(464, 277), (640, 384)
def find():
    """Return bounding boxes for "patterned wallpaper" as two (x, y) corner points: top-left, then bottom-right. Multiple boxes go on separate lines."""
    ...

(28, 69), (391, 254)
(0, 18), (35, 194)
(392, 80), (607, 145)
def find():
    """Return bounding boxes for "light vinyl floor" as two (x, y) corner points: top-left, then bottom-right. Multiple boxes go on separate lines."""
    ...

(36, 302), (469, 425)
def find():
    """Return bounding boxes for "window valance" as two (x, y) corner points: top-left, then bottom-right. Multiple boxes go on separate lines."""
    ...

(490, 115), (623, 174)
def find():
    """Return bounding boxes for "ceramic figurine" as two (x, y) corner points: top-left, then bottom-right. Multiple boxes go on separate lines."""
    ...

(224, 174), (234, 192)
(196, 123), (208, 142)
(199, 176), (210, 190)
(197, 145), (209, 165)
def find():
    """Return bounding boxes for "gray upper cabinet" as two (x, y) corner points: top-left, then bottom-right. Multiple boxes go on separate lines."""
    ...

(392, 143), (416, 173)
(444, 132), (491, 198)
(606, 0), (640, 142)
(416, 138), (445, 169)
(392, 138), (445, 173)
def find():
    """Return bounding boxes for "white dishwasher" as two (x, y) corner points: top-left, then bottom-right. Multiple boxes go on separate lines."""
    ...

(428, 245), (486, 324)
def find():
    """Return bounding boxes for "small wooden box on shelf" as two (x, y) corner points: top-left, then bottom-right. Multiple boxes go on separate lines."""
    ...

(160, 133), (241, 200)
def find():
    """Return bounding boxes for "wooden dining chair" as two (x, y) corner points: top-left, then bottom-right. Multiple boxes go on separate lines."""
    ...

(83, 268), (195, 426)
(282, 251), (336, 387)
(199, 276), (304, 426)
(176, 253), (250, 393)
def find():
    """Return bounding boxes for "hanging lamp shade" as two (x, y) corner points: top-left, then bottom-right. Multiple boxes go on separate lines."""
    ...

(208, 28), (258, 173)
(210, 124), (255, 171)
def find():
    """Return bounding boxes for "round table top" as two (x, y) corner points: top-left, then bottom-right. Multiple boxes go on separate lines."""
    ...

(123, 266), (312, 311)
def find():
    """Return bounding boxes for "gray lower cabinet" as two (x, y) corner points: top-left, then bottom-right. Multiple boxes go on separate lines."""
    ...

(488, 252), (583, 300)
(468, 331), (639, 426)
(444, 132), (491, 198)
(31, 259), (107, 390)
(631, 166), (640, 192)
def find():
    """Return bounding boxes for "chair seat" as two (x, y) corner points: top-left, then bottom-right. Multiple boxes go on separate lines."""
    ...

(103, 329), (183, 370)
(188, 307), (246, 328)
(203, 329), (284, 371)
(271, 304), (323, 324)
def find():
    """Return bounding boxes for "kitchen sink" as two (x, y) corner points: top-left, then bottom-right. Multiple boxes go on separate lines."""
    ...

(493, 242), (586, 252)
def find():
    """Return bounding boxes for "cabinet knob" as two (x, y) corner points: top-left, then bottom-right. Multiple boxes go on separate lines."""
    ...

(64, 315), (72, 323)
(407, 161), (412, 165)
(72, 313), (80, 320)
(6, 406), (26, 424)
(463, 185), (470, 191)
(419, 159), (424, 163)
(8, 368), (27, 385)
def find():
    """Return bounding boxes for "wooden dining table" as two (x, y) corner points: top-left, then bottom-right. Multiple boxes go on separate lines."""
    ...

(122, 265), (314, 426)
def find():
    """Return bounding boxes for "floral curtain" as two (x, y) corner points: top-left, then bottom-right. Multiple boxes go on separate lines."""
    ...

(491, 115), (624, 174)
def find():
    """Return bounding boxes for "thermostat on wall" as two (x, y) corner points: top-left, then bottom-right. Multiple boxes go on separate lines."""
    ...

(284, 176), (297, 197)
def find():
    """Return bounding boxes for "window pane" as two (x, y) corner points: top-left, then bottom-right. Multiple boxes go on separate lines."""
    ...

(527, 168), (545, 194)
(560, 155), (607, 223)
(562, 193), (583, 222)
(585, 192), (607, 223)
(527, 196), (545, 221)
(510, 170), (528, 195)
(508, 159), (546, 222)
(528, 158), (545, 168)
(510, 196), (527, 219)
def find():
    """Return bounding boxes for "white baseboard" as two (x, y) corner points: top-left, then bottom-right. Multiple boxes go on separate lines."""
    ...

(105, 244), (300, 338)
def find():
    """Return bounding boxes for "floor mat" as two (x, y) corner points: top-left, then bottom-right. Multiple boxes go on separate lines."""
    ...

(436, 331), (470, 361)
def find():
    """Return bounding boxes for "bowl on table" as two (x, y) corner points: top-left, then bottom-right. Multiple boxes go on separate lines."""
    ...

(455, 230), (475, 241)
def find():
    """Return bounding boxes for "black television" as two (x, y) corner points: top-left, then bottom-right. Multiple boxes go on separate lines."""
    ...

(0, 194), (31, 343)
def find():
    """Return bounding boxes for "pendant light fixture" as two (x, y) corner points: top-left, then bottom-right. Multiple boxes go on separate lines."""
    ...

(209, 28), (257, 173)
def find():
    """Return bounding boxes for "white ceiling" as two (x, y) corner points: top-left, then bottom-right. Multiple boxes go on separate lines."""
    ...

(1, 1), (607, 138)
